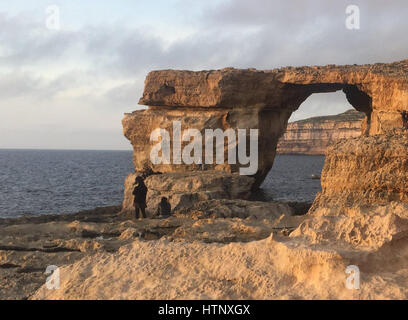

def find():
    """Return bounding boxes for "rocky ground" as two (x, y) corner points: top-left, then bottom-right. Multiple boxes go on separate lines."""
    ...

(3, 132), (407, 300)
(28, 133), (408, 300)
(2, 199), (408, 300)
(0, 201), (304, 300)
(27, 201), (408, 300)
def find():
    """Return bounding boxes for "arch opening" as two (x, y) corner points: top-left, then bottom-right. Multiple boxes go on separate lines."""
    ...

(258, 88), (369, 211)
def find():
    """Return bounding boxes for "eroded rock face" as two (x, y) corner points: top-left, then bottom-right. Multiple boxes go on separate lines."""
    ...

(121, 171), (254, 215)
(139, 60), (408, 133)
(124, 60), (408, 191)
(123, 107), (289, 186)
(310, 133), (408, 212)
(292, 202), (408, 249)
(277, 109), (364, 155)
(0, 203), (296, 299)
(175, 199), (294, 220)
(31, 218), (408, 299)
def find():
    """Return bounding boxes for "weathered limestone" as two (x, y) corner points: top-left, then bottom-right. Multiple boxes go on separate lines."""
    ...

(123, 59), (408, 212)
(292, 202), (408, 248)
(126, 60), (407, 178)
(139, 61), (408, 130)
(292, 133), (408, 249)
(277, 109), (365, 155)
(310, 132), (408, 213)
(123, 107), (288, 186)
(175, 199), (294, 220)
(121, 171), (255, 215)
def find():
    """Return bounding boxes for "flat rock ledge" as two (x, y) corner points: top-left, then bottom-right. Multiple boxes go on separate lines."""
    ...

(121, 170), (255, 215)
(0, 201), (297, 300)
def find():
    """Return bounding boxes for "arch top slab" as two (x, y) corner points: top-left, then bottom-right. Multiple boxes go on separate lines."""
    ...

(139, 59), (408, 117)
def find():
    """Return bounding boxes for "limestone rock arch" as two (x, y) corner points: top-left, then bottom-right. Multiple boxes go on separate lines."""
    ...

(123, 59), (408, 188)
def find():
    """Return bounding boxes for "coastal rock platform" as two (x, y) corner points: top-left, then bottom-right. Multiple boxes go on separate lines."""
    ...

(32, 201), (408, 300)
(0, 202), (298, 300)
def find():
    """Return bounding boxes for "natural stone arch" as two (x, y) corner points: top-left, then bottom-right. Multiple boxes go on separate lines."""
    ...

(247, 82), (373, 187)
(123, 60), (408, 189)
(278, 82), (373, 136)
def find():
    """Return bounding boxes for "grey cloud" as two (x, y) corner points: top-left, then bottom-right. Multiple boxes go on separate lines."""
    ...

(102, 82), (142, 108)
(103, 0), (408, 77)
(0, 13), (81, 66)
(3, 1), (407, 82)
(0, 1), (407, 149)
(195, 0), (408, 67)
(0, 71), (43, 100)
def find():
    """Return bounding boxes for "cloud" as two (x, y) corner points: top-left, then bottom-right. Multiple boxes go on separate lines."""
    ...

(0, 1), (407, 149)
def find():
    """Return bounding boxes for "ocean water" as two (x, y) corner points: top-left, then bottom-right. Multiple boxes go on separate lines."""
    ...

(0, 149), (134, 218)
(260, 155), (325, 203)
(0, 150), (325, 218)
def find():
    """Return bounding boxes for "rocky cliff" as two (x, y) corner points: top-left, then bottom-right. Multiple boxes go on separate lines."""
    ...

(124, 59), (408, 192)
(23, 60), (408, 300)
(291, 132), (408, 252)
(277, 109), (365, 155)
(121, 59), (408, 214)
(310, 132), (408, 213)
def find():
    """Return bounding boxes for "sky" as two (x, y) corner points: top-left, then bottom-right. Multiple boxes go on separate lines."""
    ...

(0, 0), (407, 150)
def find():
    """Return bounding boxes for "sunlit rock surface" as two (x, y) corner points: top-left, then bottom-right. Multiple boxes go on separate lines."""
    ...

(124, 59), (408, 190)
(277, 110), (365, 155)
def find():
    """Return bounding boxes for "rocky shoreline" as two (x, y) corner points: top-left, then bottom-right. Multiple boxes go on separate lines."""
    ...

(0, 201), (305, 300)
(15, 199), (408, 300)
(3, 59), (407, 300)
(28, 132), (408, 300)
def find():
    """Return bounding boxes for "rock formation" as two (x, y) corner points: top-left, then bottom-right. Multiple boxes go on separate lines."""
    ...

(23, 60), (408, 300)
(31, 203), (408, 300)
(123, 106), (286, 190)
(122, 170), (254, 215)
(123, 59), (408, 196)
(277, 109), (365, 155)
(0, 204), (298, 299)
(310, 132), (408, 213)
(0, 58), (405, 300)
(289, 132), (408, 254)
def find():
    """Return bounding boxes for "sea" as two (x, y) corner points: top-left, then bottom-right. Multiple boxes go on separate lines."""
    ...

(0, 150), (325, 218)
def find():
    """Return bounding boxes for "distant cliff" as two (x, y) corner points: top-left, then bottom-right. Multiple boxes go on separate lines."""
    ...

(277, 109), (365, 155)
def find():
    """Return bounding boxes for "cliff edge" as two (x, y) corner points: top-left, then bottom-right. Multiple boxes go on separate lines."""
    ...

(277, 109), (365, 155)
